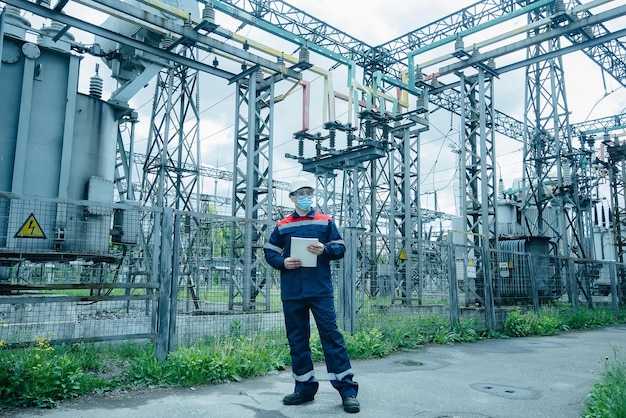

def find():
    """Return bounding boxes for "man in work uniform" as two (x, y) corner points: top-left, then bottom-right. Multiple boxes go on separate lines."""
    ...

(263, 177), (360, 414)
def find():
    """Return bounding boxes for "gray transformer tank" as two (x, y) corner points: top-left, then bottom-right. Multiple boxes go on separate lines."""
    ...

(497, 237), (561, 304)
(0, 31), (118, 261)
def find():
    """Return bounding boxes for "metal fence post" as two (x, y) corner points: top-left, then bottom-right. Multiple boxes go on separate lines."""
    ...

(482, 248), (497, 331)
(156, 208), (173, 361)
(609, 261), (620, 318)
(150, 211), (162, 328)
(568, 257), (579, 312)
(527, 252), (540, 313)
(339, 228), (357, 335)
(448, 243), (459, 329)
(169, 211), (181, 353)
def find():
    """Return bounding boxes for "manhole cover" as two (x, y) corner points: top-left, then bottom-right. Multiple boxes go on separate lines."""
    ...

(416, 413), (490, 418)
(395, 359), (424, 367)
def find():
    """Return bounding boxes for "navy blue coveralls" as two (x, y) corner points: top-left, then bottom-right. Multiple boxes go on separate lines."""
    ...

(263, 208), (358, 399)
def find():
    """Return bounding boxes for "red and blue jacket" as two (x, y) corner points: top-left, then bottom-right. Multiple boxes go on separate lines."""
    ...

(264, 209), (345, 301)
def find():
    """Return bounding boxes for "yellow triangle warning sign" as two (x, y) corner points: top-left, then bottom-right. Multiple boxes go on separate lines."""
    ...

(15, 213), (46, 239)
(399, 248), (407, 260)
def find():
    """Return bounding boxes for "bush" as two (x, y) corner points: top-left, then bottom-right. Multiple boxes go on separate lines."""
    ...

(345, 329), (392, 358)
(357, 313), (482, 350)
(563, 308), (619, 330)
(503, 309), (561, 337)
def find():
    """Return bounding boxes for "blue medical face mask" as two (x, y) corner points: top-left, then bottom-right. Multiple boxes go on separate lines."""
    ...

(296, 195), (313, 211)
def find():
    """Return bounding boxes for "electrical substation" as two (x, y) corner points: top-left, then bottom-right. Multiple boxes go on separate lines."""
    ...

(0, 0), (625, 355)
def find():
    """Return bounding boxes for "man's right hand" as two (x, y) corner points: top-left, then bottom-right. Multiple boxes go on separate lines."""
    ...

(284, 257), (302, 270)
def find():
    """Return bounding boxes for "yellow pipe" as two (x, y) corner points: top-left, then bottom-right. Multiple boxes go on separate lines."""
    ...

(135, 0), (191, 20)
(418, 0), (614, 70)
(225, 32), (330, 76)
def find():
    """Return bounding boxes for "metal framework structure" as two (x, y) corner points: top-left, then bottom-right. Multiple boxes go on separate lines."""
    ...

(458, 68), (498, 326)
(521, 1), (572, 252)
(219, 0), (626, 132)
(213, 0), (626, 311)
(388, 120), (429, 305)
(229, 69), (275, 310)
(141, 48), (201, 212)
(605, 141), (626, 301)
(3, 0), (626, 317)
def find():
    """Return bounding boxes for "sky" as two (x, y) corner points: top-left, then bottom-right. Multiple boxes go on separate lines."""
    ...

(11, 0), (625, 218)
(195, 0), (626, 215)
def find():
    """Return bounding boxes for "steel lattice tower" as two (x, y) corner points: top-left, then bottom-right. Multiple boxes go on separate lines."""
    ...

(141, 46), (201, 211)
(520, 1), (601, 304)
(139, 45), (203, 307)
(389, 125), (424, 305)
(459, 68), (498, 328)
(229, 68), (275, 311)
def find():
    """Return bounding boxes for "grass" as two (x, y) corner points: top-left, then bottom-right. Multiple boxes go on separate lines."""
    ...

(503, 305), (622, 337)
(0, 306), (624, 412)
(583, 349), (626, 418)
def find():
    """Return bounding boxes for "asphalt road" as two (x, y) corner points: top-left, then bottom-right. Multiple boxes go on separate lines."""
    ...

(7, 325), (626, 418)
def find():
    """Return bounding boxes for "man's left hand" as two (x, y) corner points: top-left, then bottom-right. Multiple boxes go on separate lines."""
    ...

(307, 242), (324, 255)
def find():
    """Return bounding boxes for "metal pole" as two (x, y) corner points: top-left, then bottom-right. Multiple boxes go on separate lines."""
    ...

(568, 257), (579, 312)
(609, 261), (619, 318)
(340, 228), (357, 334)
(448, 243), (460, 329)
(169, 212), (180, 352)
(527, 252), (540, 313)
(156, 208), (173, 361)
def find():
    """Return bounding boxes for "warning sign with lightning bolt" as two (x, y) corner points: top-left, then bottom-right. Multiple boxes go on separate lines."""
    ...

(15, 213), (46, 239)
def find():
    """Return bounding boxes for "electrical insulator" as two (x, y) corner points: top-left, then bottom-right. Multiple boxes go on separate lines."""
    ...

(203, 4), (215, 23)
(562, 163), (571, 186)
(554, 0), (565, 13)
(298, 44), (310, 65)
(454, 36), (464, 52)
(161, 35), (173, 49)
(414, 66), (423, 83)
(89, 74), (103, 99)
(4, 5), (23, 19)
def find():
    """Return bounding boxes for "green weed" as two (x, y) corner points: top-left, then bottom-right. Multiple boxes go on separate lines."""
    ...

(583, 349), (626, 418)
(0, 338), (96, 408)
(0, 307), (622, 410)
(504, 306), (619, 337)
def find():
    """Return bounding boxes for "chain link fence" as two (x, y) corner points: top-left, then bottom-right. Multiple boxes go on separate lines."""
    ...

(1, 192), (624, 356)
(0, 192), (157, 347)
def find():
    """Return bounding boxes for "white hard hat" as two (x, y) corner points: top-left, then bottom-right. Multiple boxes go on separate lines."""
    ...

(289, 178), (313, 194)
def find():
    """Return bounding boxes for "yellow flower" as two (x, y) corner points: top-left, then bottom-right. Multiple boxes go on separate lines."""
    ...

(35, 354), (40, 360)
(0, 340), (4, 348)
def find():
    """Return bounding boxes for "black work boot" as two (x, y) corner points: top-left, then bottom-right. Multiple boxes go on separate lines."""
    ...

(342, 396), (360, 413)
(283, 392), (315, 405)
